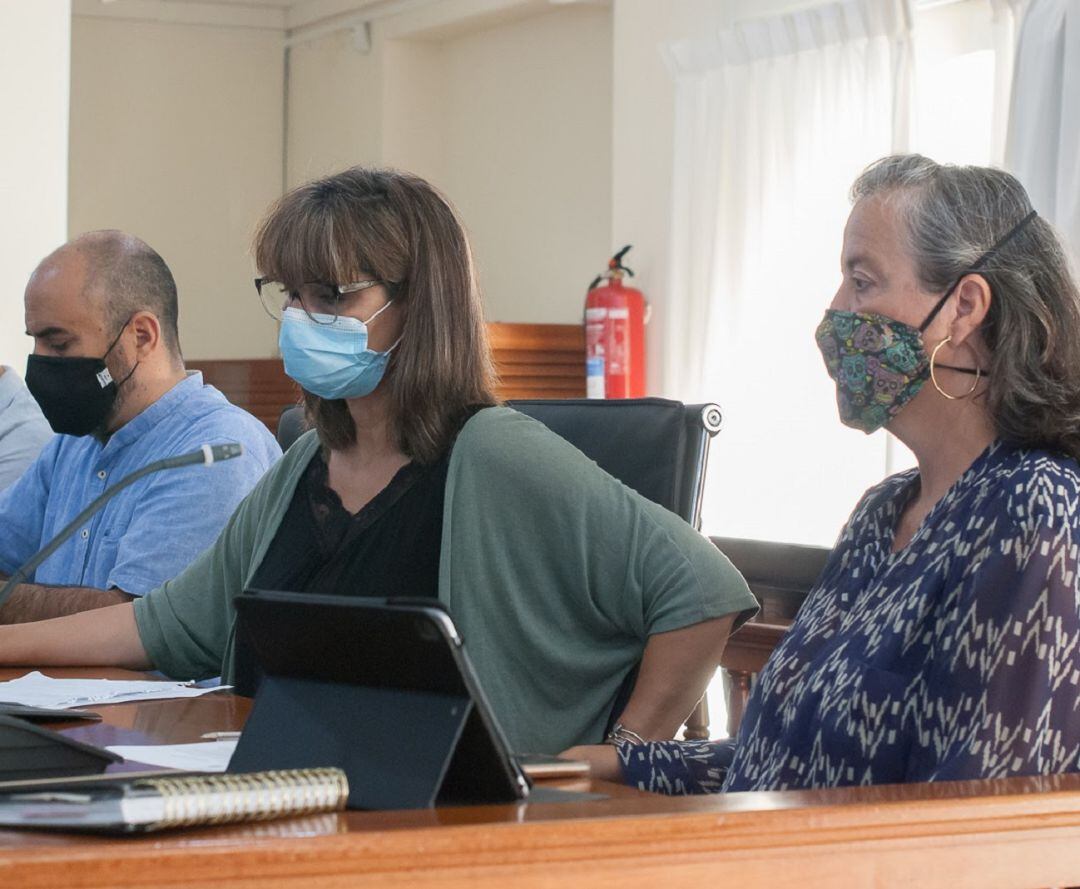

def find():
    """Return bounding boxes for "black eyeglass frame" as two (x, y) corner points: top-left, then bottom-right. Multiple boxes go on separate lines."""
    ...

(254, 277), (385, 324)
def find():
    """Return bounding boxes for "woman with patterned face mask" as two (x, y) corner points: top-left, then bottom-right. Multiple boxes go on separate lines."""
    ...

(566, 154), (1080, 792)
(0, 166), (758, 757)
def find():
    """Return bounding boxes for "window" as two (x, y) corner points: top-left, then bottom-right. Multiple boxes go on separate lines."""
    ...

(698, 0), (1004, 548)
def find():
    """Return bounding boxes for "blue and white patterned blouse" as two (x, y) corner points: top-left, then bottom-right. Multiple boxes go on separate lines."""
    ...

(621, 441), (1080, 794)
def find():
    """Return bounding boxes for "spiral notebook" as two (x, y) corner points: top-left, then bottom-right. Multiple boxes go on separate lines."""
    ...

(0, 768), (348, 834)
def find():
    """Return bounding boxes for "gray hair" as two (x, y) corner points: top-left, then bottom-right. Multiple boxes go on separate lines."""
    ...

(852, 154), (1080, 462)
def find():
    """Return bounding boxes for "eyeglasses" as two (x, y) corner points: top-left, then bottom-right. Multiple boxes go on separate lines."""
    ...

(254, 277), (383, 325)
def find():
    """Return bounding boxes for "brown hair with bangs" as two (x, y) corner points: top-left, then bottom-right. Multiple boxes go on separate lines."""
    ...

(254, 167), (497, 463)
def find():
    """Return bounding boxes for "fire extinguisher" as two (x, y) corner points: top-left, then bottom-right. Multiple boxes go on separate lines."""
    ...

(584, 245), (648, 399)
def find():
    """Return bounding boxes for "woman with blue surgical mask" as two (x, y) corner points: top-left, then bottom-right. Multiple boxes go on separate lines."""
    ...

(566, 154), (1080, 792)
(0, 167), (758, 757)
(271, 287), (398, 401)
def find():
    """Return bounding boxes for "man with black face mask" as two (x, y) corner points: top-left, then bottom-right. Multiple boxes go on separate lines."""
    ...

(0, 231), (281, 624)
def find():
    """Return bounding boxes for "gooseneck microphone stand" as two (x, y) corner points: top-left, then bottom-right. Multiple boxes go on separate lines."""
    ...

(0, 442), (245, 611)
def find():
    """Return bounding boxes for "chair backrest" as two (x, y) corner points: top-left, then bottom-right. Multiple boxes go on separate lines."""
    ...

(277, 404), (308, 451)
(279, 397), (723, 526)
(710, 536), (830, 622)
(509, 397), (722, 736)
(507, 397), (722, 529)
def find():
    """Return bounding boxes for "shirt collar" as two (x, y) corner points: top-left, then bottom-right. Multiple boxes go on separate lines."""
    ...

(870, 439), (1006, 546)
(99, 372), (205, 459)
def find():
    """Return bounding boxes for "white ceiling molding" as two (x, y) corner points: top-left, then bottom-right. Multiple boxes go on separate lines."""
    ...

(286, 0), (396, 31)
(286, 0), (560, 34)
(72, 0), (288, 30)
(369, 0), (554, 42)
(73, 0), (605, 39)
(284, 0), (440, 44)
(284, 11), (373, 48)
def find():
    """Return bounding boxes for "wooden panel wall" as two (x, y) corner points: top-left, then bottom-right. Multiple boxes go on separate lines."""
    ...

(189, 322), (586, 432)
(487, 322), (586, 401)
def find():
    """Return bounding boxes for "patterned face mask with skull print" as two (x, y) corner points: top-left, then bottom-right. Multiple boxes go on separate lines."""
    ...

(815, 310), (932, 433)
(815, 209), (1037, 434)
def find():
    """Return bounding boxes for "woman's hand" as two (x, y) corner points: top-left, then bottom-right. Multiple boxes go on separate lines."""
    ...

(561, 744), (623, 783)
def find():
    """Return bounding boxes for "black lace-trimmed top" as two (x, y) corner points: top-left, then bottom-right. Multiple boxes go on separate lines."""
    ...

(234, 448), (449, 695)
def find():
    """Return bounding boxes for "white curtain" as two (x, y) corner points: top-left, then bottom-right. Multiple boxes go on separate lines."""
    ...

(1005, 0), (1080, 265)
(661, 0), (914, 546)
(991, 0), (1030, 165)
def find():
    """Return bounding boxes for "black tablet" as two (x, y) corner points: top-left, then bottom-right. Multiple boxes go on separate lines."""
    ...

(229, 590), (530, 810)
(0, 715), (120, 782)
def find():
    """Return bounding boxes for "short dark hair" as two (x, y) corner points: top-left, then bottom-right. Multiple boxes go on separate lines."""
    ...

(77, 230), (182, 358)
(254, 167), (497, 463)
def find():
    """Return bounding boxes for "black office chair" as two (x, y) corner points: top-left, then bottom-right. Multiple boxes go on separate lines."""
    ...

(279, 399), (722, 531)
(277, 403), (308, 451)
(508, 398), (723, 737)
(507, 398), (722, 531)
(710, 536), (830, 624)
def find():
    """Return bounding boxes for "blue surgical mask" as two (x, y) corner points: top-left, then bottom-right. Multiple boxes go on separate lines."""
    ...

(279, 304), (398, 400)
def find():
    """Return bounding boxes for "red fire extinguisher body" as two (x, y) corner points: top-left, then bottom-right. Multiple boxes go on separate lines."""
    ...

(585, 279), (646, 398)
(585, 245), (647, 399)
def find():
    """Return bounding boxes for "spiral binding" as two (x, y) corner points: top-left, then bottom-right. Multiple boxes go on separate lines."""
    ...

(135, 768), (349, 829)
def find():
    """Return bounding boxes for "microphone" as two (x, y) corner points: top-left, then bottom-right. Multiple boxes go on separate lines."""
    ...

(0, 443), (245, 611)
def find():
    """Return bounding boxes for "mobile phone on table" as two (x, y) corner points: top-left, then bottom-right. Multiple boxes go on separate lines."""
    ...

(515, 753), (591, 780)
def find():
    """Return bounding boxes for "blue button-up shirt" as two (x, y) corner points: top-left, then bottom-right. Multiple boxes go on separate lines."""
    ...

(0, 372), (281, 594)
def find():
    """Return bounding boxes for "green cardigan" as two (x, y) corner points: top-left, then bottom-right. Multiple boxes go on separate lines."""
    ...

(133, 407), (757, 753)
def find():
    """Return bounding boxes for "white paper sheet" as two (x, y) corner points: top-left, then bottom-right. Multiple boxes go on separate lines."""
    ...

(0, 671), (230, 710)
(105, 740), (239, 773)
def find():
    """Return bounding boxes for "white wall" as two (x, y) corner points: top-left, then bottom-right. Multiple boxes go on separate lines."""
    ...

(286, 29), (384, 187)
(285, 2), (613, 326)
(69, 1), (613, 359)
(380, 38), (446, 185)
(65, 0), (835, 363)
(0, 0), (70, 370)
(286, 32), (448, 189)
(69, 15), (284, 360)
(437, 5), (613, 323)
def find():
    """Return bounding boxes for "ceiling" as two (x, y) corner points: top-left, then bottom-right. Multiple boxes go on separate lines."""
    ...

(84, 0), (521, 31)
(151, 0), (298, 7)
(82, 0), (406, 32)
(81, 0), (596, 40)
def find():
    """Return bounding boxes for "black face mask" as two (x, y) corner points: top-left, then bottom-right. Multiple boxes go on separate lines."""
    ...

(25, 322), (137, 437)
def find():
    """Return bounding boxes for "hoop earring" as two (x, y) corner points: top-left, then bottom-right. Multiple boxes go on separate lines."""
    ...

(929, 336), (981, 400)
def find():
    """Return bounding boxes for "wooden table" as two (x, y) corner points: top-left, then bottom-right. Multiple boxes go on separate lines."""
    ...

(2, 668), (1080, 888)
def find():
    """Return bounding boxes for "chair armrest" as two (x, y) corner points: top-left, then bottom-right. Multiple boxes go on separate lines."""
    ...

(720, 622), (789, 675)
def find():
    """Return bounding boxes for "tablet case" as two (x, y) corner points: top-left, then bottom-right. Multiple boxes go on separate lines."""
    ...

(0, 703), (101, 722)
(0, 714), (121, 781)
(228, 592), (530, 811)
